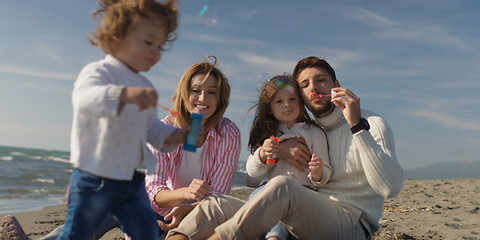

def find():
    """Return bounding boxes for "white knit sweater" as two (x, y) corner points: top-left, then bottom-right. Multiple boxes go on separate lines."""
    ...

(314, 107), (403, 233)
(246, 122), (332, 189)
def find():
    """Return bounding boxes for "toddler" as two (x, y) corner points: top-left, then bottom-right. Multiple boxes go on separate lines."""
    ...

(58, 0), (187, 239)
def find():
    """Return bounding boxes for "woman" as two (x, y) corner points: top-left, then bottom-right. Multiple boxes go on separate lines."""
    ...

(145, 56), (241, 233)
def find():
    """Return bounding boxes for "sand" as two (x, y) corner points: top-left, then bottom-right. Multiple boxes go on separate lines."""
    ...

(1, 178), (479, 240)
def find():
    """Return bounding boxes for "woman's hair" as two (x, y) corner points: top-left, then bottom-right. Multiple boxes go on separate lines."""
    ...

(171, 56), (230, 135)
(248, 75), (315, 153)
(292, 56), (337, 82)
(89, 0), (179, 54)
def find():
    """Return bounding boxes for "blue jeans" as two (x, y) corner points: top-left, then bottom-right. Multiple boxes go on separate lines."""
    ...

(57, 169), (159, 240)
(249, 183), (290, 240)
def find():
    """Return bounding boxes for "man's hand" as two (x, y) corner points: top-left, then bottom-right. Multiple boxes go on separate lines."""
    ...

(277, 138), (310, 172)
(331, 87), (362, 127)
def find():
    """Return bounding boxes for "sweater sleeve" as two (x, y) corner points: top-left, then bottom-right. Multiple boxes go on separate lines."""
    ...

(307, 126), (332, 187)
(72, 64), (124, 117)
(245, 147), (275, 187)
(146, 112), (178, 153)
(353, 114), (403, 198)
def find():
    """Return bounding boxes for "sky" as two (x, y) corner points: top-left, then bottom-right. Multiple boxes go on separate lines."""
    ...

(1, 0), (479, 170)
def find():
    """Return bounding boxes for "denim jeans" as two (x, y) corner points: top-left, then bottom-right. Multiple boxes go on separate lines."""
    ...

(248, 183), (290, 240)
(57, 169), (159, 240)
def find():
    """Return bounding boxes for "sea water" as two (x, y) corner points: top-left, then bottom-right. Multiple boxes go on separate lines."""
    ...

(0, 145), (247, 214)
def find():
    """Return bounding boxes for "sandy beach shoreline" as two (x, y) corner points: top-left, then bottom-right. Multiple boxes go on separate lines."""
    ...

(2, 178), (479, 240)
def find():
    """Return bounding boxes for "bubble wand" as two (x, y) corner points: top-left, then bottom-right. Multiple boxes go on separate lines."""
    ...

(310, 92), (331, 100)
(310, 89), (341, 100)
(157, 104), (180, 117)
(266, 136), (280, 165)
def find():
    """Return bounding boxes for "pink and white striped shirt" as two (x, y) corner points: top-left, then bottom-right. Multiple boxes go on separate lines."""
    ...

(145, 116), (241, 216)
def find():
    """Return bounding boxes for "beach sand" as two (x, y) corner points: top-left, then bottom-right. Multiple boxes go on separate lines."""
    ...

(1, 178), (479, 240)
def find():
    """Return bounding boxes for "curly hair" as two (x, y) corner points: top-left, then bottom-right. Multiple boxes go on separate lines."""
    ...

(89, 0), (178, 54)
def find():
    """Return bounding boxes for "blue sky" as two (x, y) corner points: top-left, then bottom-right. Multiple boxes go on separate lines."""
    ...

(1, 1), (479, 170)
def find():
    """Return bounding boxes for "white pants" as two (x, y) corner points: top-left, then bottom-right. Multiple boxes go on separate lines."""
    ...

(168, 176), (369, 240)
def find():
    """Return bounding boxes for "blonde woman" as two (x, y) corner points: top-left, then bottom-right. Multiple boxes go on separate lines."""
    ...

(145, 56), (241, 237)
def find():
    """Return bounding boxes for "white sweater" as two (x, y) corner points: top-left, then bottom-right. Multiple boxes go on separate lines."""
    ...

(246, 122), (332, 189)
(314, 107), (403, 233)
(70, 55), (176, 181)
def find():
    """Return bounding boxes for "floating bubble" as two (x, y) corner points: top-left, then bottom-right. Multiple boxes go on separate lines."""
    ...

(256, 72), (270, 80)
(198, 2), (218, 27)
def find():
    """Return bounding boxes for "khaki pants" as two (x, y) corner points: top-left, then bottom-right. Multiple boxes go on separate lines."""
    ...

(168, 176), (368, 240)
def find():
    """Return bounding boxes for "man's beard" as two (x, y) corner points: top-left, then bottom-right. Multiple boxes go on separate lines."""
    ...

(308, 100), (335, 118)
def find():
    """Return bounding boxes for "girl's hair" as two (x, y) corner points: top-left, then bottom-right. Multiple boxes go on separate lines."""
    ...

(89, 0), (179, 54)
(171, 56), (230, 135)
(248, 75), (315, 153)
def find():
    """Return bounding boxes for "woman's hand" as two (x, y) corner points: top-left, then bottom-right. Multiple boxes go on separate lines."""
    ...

(183, 178), (210, 202)
(158, 204), (195, 232)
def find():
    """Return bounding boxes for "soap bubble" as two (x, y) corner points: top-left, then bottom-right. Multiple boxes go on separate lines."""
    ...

(198, 2), (218, 27)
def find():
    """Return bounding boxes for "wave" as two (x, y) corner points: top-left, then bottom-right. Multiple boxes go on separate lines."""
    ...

(46, 156), (70, 163)
(32, 178), (55, 184)
(0, 156), (13, 161)
(0, 188), (66, 196)
(10, 151), (25, 156)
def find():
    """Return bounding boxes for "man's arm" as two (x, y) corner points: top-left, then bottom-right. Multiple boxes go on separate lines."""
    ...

(354, 115), (403, 198)
(276, 138), (311, 172)
(332, 87), (403, 198)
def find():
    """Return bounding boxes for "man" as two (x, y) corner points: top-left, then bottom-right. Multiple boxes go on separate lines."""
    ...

(166, 56), (403, 240)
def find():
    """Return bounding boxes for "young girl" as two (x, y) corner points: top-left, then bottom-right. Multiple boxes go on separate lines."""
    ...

(246, 75), (332, 240)
(58, 0), (187, 239)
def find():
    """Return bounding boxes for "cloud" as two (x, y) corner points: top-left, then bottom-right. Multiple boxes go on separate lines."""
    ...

(231, 7), (260, 20)
(21, 82), (72, 95)
(36, 43), (64, 66)
(349, 8), (470, 50)
(181, 32), (268, 47)
(0, 64), (76, 81)
(306, 48), (366, 69)
(410, 110), (480, 131)
(353, 8), (397, 28)
(235, 52), (293, 70)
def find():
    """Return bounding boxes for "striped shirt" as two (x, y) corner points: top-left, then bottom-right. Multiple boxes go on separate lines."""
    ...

(145, 116), (241, 216)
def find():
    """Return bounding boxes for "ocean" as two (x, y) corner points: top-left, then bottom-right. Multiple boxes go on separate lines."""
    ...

(0, 145), (248, 214)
